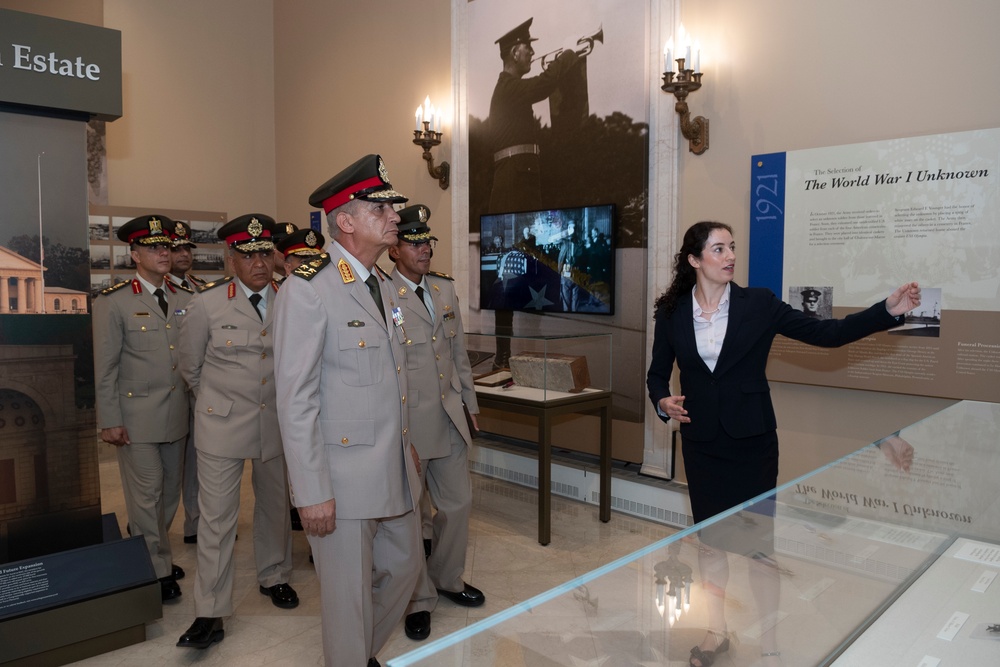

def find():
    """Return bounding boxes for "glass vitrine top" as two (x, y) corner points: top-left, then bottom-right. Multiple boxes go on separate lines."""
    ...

(389, 400), (1000, 666)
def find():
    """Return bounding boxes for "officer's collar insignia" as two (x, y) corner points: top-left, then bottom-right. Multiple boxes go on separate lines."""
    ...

(338, 258), (355, 283)
(398, 286), (407, 296)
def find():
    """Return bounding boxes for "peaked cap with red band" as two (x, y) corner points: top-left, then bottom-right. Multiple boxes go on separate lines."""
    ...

(277, 228), (326, 258)
(308, 154), (408, 214)
(218, 214), (276, 253)
(118, 214), (175, 245)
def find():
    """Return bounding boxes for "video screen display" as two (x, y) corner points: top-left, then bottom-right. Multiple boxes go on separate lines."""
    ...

(479, 204), (615, 315)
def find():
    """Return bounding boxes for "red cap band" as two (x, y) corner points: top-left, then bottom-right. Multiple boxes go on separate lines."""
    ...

(320, 175), (385, 213)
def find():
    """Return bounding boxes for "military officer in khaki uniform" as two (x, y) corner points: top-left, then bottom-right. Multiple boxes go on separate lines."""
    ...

(176, 214), (297, 651)
(167, 220), (205, 544)
(276, 226), (326, 273)
(271, 221), (298, 280)
(388, 206), (485, 642)
(167, 220), (209, 290)
(273, 155), (422, 667)
(94, 214), (193, 602)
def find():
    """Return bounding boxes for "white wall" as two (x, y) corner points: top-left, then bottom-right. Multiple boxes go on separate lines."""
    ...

(102, 0), (277, 219)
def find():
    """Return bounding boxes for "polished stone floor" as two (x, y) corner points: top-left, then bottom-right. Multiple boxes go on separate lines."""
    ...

(76, 441), (676, 666)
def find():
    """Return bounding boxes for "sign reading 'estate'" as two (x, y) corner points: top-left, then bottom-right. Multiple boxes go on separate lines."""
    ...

(0, 8), (122, 120)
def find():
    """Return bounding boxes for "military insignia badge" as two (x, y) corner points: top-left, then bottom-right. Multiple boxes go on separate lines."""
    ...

(418, 206), (428, 223)
(391, 306), (405, 328)
(444, 311), (456, 321)
(174, 222), (186, 237)
(248, 218), (263, 238)
(337, 258), (355, 283)
(228, 282), (236, 299)
(443, 304), (451, 311)
(149, 217), (162, 234)
(305, 230), (317, 247)
(347, 320), (365, 327)
(378, 156), (390, 184)
(398, 286), (407, 296)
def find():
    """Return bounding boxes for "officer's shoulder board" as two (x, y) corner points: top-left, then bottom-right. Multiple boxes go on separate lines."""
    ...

(292, 252), (332, 281)
(200, 276), (235, 291)
(99, 279), (131, 296)
(189, 273), (208, 286)
(173, 282), (195, 294)
(427, 270), (455, 282)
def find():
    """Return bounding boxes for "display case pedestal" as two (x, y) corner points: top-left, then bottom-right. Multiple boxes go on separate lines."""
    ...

(475, 387), (612, 545)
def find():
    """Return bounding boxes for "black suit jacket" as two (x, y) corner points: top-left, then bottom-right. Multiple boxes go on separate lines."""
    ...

(646, 283), (902, 443)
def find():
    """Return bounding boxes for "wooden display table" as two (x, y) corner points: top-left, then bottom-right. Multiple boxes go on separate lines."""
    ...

(474, 386), (612, 545)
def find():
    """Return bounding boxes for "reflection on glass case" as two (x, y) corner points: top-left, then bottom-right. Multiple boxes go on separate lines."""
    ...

(388, 400), (1000, 666)
(466, 332), (612, 403)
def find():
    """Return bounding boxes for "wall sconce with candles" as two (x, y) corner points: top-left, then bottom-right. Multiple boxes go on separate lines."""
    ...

(661, 24), (709, 155)
(413, 96), (450, 190)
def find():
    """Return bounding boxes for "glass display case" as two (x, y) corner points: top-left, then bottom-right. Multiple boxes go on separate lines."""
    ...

(466, 331), (613, 401)
(388, 400), (1000, 666)
(466, 332), (614, 546)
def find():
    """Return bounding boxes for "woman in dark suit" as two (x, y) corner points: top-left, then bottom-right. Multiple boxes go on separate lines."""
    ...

(646, 221), (920, 666)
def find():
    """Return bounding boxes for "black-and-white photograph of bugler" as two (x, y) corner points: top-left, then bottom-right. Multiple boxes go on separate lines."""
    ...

(480, 204), (615, 314)
(467, 1), (649, 242)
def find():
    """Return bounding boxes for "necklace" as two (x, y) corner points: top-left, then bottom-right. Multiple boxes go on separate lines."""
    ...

(700, 306), (720, 315)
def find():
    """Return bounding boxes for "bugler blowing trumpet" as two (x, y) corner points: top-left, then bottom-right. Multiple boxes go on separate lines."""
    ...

(533, 27), (604, 70)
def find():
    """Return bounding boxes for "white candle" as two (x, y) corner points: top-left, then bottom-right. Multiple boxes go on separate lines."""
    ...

(415, 107), (420, 131)
(693, 40), (701, 73)
(685, 45), (691, 71)
(664, 38), (674, 73)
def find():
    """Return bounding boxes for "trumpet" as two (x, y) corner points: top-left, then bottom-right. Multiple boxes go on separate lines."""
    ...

(532, 27), (604, 70)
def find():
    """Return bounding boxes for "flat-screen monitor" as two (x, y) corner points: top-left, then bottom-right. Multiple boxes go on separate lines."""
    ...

(479, 204), (615, 315)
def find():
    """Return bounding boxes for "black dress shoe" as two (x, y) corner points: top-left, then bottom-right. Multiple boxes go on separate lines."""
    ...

(172, 563), (185, 580)
(404, 611), (431, 641)
(423, 538), (433, 558)
(259, 582), (299, 609)
(367, 659), (380, 667)
(160, 577), (181, 602)
(437, 582), (485, 607)
(176, 617), (224, 649)
(183, 534), (197, 544)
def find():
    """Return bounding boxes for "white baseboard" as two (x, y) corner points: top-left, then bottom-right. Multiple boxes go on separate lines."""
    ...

(469, 442), (693, 529)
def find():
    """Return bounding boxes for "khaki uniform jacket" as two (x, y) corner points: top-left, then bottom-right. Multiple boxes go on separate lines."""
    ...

(167, 272), (208, 291)
(93, 278), (192, 443)
(390, 269), (478, 459)
(273, 248), (420, 518)
(179, 277), (283, 462)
